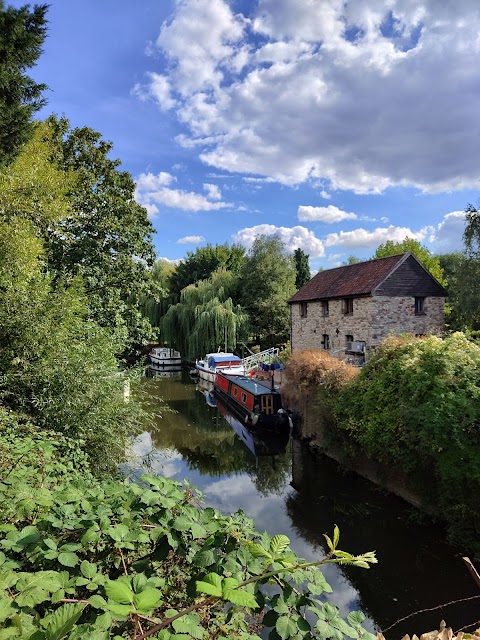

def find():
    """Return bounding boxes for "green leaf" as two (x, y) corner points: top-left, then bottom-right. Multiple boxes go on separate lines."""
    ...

(39, 602), (86, 640)
(195, 572), (222, 597)
(57, 552), (79, 568)
(276, 615), (298, 639)
(333, 525), (340, 548)
(88, 595), (107, 610)
(80, 561), (97, 579)
(0, 598), (15, 623)
(193, 549), (215, 568)
(347, 611), (366, 629)
(133, 588), (162, 612)
(104, 580), (134, 604)
(248, 542), (272, 559)
(270, 535), (290, 557)
(222, 586), (258, 609)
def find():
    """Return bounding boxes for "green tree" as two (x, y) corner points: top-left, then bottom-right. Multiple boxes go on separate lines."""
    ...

(45, 117), (157, 351)
(0, 1), (48, 167)
(293, 247), (311, 289)
(240, 235), (296, 347)
(161, 268), (246, 358)
(0, 120), (145, 475)
(373, 237), (445, 285)
(169, 243), (246, 299)
(140, 259), (177, 328)
(464, 203), (480, 256)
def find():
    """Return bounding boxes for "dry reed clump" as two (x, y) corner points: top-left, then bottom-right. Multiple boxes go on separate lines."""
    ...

(282, 349), (358, 406)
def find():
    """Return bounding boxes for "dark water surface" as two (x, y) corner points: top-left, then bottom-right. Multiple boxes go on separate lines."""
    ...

(126, 370), (479, 637)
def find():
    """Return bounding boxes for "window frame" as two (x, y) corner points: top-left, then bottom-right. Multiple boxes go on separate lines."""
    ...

(299, 302), (308, 318)
(321, 300), (329, 317)
(322, 334), (330, 350)
(414, 296), (426, 316)
(343, 298), (354, 315)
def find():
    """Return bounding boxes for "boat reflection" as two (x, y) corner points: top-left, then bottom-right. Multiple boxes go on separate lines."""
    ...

(216, 399), (289, 457)
(196, 378), (216, 408)
(146, 365), (183, 379)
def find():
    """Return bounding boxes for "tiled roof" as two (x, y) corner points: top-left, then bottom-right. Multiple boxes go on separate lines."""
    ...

(289, 254), (406, 302)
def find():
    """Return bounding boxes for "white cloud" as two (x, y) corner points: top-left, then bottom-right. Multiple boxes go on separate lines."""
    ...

(233, 224), (325, 257)
(429, 210), (466, 253)
(177, 235), (205, 244)
(148, 187), (230, 211)
(298, 204), (358, 223)
(138, 0), (480, 194)
(135, 171), (231, 213)
(203, 183), (222, 200)
(324, 225), (428, 249)
(320, 190), (332, 200)
(136, 171), (175, 190)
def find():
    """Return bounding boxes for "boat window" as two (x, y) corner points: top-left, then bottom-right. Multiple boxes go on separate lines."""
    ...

(241, 392), (247, 403)
(233, 387), (238, 397)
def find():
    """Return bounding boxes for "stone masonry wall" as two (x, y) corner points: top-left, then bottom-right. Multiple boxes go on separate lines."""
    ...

(291, 295), (445, 352)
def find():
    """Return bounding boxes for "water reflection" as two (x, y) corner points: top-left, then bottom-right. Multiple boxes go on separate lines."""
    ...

(127, 371), (479, 638)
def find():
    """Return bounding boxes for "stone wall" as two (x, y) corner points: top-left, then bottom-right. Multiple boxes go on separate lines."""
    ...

(290, 295), (445, 352)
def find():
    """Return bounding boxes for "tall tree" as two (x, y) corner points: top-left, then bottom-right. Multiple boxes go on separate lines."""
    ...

(0, 1), (48, 167)
(45, 117), (157, 350)
(464, 203), (480, 256)
(373, 237), (445, 285)
(169, 243), (246, 299)
(293, 247), (310, 289)
(161, 269), (245, 358)
(438, 252), (480, 331)
(240, 235), (296, 348)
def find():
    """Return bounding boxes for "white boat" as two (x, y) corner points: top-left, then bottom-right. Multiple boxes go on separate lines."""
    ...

(148, 346), (182, 369)
(195, 352), (244, 383)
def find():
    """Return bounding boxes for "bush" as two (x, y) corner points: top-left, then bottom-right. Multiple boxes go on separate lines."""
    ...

(335, 333), (480, 550)
(0, 417), (376, 639)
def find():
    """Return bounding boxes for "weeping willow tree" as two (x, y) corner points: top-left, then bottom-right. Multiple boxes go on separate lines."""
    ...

(161, 269), (246, 358)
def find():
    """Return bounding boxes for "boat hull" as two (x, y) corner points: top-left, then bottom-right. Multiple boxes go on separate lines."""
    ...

(214, 373), (291, 434)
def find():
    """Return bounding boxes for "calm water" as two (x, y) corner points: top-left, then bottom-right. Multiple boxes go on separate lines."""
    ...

(125, 369), (479, 637)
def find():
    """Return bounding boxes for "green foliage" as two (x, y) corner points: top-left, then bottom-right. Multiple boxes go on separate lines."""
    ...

(372, 238), (445, 285)
(140, 259), (177, 328)
(169, 243), (246, 299)
(0, 423), (376, 639)
(161, 268), (246, 358)
(294, 248), (311, 289)
(438, 252), (480, 331)
(0, 1), (48, 167)
(240, 236), (296, 348)
(335, 333), (480, 550)
(45, 116), (157, 351)
(464, 203), (480, 256)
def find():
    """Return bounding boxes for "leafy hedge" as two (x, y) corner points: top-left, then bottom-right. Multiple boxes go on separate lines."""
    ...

(335, 333), (480, 550)
(0, 411), (377, 639)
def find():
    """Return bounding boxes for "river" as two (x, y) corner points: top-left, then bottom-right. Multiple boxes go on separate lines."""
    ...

(124, 369), (479, 638)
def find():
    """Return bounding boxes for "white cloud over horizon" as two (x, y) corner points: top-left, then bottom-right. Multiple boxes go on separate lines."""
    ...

(298, 204), (358, 223)
(177, 235), (205, 244)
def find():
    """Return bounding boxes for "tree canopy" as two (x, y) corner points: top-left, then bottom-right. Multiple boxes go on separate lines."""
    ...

(0, 1), (48, 167)
(240, 235), (296, 347)
(169, 243), (246, 299)
(294, 247), (311, 289)
(373, 237), (445, 285)
(45, 117), (157, 350)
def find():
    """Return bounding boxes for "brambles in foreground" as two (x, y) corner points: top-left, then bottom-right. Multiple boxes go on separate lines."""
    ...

(0, 420), (377, 639)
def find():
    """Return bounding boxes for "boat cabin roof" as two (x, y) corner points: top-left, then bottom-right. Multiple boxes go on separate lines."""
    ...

(207, 354), (242, 364)
(217, 373), (278, 396)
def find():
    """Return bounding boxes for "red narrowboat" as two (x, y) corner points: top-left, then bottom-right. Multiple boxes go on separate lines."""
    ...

(214, 372), (292, 434)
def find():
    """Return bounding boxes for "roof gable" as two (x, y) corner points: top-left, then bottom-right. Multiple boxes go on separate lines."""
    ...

(288, 253), (446, 303)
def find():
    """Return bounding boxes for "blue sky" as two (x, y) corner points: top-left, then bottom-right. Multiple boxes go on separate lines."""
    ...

(15, 0), (480, 271)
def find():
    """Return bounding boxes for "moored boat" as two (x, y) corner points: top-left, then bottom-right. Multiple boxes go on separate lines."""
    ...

(195, 352), (244, 383)
(148, 346), (182, 369)
(214, 371), (292, 434)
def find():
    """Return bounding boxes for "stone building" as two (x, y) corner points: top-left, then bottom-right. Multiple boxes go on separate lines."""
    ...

(288, 252), (446, 359)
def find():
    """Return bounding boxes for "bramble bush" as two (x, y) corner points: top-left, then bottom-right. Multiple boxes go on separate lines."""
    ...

(0, 411), (377, 639)
(335, 333), (480, 550)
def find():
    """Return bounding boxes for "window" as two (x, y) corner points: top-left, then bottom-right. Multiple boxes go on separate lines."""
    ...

(241, 392), (247, 403)
(299, 302), (308, 317)
(343, 298), (354, 315)
(321, 300), (329, 317)
(415, 297), (426, 315)
(233, 387), (238, 397)
(322, 334), (330, 350)
(345, 334), (353, 348)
